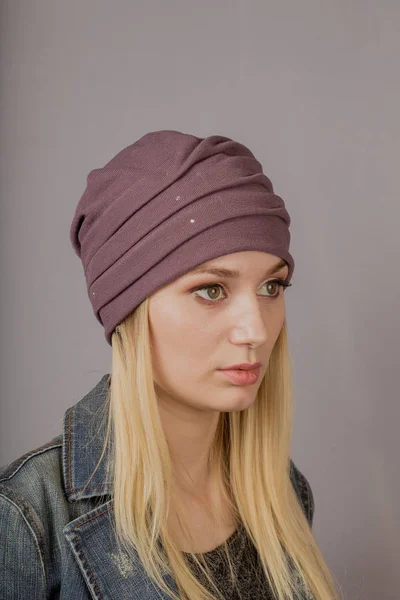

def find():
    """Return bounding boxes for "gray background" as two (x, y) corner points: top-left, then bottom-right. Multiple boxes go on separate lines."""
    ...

(1, 1), (399, 598)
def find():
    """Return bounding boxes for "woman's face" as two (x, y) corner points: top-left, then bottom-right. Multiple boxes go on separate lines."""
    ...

(148, 251), (289, 415)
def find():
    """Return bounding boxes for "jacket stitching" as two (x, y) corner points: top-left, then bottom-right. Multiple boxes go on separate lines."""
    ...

(71, 532), (104, 599)
(71, 484), (110, 492)
(0, 491), (47, 590)
(66, 405), (111, 494)
(0, 488), (46, 562)
(72, 505), (112, 529)
(67, 407), (73, 492)
(0, 441), (62, 482)
(66, 505), (112, 598)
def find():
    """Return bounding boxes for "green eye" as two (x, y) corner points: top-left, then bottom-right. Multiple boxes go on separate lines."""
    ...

(192, 279), (292, 304)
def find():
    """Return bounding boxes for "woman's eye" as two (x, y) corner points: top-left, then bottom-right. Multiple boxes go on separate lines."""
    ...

(192, 279), (288, 303)
(195, 284), (225, 302)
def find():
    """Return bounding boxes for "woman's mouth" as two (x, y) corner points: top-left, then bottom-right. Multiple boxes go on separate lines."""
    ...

(217, 367), (261, 386)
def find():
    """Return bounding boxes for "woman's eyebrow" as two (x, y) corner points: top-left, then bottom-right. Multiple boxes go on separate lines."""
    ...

(187, 258), (288, 279)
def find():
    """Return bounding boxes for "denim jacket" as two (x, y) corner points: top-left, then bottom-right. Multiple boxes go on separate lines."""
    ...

(0, 374), (315, 600)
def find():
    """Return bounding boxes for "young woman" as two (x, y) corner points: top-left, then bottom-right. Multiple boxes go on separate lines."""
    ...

(0, 130), (340, 599)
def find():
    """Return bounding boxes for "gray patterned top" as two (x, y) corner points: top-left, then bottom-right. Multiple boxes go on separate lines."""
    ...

(184, 464), (314, 600)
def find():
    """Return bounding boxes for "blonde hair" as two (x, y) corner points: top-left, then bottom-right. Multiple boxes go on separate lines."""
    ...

(93, 297), (340, 600)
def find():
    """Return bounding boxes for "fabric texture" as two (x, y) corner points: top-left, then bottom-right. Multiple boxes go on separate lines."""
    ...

(0, 374), (314, 600)
(69, 130), (295, 345)
(184, 477), (315, 600)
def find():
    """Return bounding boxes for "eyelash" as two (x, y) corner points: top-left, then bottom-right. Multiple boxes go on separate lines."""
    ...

(191, 278), (292, 305)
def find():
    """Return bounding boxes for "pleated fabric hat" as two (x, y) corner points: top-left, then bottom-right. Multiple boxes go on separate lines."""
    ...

(70, 129), (294, 346)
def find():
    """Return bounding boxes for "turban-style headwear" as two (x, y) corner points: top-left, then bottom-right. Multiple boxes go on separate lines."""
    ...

(70, 130), (294, 345)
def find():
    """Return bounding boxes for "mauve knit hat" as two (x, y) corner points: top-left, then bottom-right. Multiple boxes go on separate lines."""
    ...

(70, 129), (294, 346)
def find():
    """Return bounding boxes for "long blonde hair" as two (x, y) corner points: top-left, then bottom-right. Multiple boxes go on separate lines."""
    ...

(93, 297), (340, 600)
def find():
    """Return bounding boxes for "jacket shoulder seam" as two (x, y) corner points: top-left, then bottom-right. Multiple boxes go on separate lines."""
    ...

(0, 438), (62, 483)
(0, 489), (47, 590)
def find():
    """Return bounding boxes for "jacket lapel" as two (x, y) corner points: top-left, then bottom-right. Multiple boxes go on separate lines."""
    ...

(61, 374), (178, 599)
(63, 499), (178, 600)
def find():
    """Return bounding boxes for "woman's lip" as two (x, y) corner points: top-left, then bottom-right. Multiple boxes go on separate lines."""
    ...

(218, 367), (261, 386)
(220, 363), (261, 370)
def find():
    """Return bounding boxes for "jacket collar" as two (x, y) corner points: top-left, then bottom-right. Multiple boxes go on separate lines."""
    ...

(62, 373), (113, 502)
(62, 374), (180, 599)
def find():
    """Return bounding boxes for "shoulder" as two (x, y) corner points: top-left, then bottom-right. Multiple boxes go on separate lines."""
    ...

(289, 459), (315, 528)
(0, 435), (64, 598)
(0, 375), (111, 598)
(0, 434), (66, 539)
(0, 434), (63, 505)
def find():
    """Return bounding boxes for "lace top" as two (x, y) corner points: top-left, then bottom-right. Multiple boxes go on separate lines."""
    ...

(183, 465), (314, 600)
(184, 521), (272, 599)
